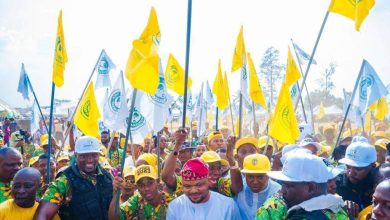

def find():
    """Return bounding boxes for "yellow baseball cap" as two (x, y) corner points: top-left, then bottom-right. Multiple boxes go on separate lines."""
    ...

(124, 166), (136, 178)
(241, 154), (271, 174)
(56, 155), (70, 162)
(113, 132), (120, 138)
(373, 131), (388, 139)
(374, 138), (390, 150)
(136, 153), (158, 167)
(207, 131), (223, 143)
(135, 165), (158, 183)
(200, 151), (222, 164)
(258, 136), (274, 149)
(29, 156), (39, 167)
(235, 137), (258, 150)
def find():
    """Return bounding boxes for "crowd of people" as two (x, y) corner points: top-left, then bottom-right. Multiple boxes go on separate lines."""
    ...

(0, 115), (390, 220)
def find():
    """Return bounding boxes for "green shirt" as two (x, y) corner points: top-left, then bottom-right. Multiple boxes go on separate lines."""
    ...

(175, 175), (233, 197)
(120, 192), (175, 220)
(41, 166), (105, 206)
(108, 148), (124, 168)
(256, 193), (287, 220)
(0, 181), (11, 204)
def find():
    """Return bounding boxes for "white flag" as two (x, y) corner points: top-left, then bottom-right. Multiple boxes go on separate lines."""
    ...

(30, 100), (40, 134)
(103, 71), (128, 133)
(95, 50), (116, 89)
(130, 91), (151, 143)
(139, 62), (173, 132)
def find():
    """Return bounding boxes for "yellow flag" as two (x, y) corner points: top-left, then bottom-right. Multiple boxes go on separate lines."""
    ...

(224, 71), (230, 103)
(371, 97), (388, 121)
(165, 54), (192, 96)
(125, 7), (160, 96)
(212, 60), (228, 110)
(248, 52), (267, 109)
(269, 83), (300, 144)
(328, 0), (375, 31)
(74, 82), (101, 137)
(52, 10), (68, 87)
(284, 46), (301, 87)
(139, 7), (161, 45)
(318, 102), (326, 119)
(231, 25), (246, 72)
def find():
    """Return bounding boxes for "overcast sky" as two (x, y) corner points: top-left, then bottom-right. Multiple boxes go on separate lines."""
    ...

(0, 0), (389, 108)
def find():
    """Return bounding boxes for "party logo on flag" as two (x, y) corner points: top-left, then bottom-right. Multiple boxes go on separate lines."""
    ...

(109, 90), (121, 112)
(359, 75), (373, 101)
(55, 37), (65, 65)
(126, 107), (146, 131)
(281, 105), (291, 128)
(148, 77), (167, 104)
(81, 100), (91, 119)
(98, 56), (110, 75)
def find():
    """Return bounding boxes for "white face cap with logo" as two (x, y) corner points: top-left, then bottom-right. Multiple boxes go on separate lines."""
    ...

(338, 138), (377, 168)
(75, 136), (100, 154)
(268, 152), (329, 183)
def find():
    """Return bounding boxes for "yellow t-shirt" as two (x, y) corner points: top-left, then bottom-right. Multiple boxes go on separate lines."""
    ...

(0, 199), (61, 220)
(0, 199), (38, 220)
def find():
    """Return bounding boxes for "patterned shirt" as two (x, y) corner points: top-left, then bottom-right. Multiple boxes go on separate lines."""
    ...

(41, 166), (104, 206)
(256, 193), (287, 220)
(175, 175), (233, 197)
(108, 149), (124, 168)
(120, 192), (175, 220)
(0, 181), (11, 204)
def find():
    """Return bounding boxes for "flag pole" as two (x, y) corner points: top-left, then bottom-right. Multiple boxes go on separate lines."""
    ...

(333, 60), (365, 152)
(46, 82), (56, 185)
(62, 49), (105, 147)
(238, 94), (243, 138)
(106, 130), (116, 160)
(181, 0), (192, 128)
(156, 131), (161, 180)
(294, 11), (330, 111)
(290, 38), (314, 126)
(26, 76), (49, 133)
(229, 99), (235, 136)
(263, 104), (271, 155)
(252, 101), (257, 136)
(215, 107), (219, 130)
(114, 89), (138, 214)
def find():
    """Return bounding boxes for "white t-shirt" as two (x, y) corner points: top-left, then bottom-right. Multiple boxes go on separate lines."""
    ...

(167, 191), (241, 220)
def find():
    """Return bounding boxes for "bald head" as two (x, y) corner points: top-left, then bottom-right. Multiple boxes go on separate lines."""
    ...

(11, 167), (41, 208)
(13, 167), (41, 184)
(372, 180), (390, 219)
(0, 147), (22, 158)
(0, 147), (23, 182)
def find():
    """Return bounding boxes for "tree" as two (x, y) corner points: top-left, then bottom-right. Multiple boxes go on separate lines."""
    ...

(316, 62), (337, 100)
(259, 47), (285, 108)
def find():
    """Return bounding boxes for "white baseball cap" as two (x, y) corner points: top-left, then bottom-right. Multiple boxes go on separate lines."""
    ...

(299, 138), (321, 151)
(268, 152), (329, 183)
(339, 141), (377, 167)
(75, 136), (100, 154)
(327, 167), (344, 180)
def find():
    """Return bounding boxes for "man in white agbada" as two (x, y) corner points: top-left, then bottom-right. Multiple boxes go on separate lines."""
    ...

(167, 158), (241, 220)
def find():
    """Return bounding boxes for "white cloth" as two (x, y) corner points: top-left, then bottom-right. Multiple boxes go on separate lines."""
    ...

(167, 191), (241, 220)
(235, 179), (281, 220)
(287, 194), (344, 214)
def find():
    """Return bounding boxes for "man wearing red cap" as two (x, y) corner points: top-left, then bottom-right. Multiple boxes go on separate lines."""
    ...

(166, 158), (241, 219)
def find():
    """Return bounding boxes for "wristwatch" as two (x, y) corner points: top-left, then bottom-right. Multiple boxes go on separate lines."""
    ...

(173, 151), (178, 156)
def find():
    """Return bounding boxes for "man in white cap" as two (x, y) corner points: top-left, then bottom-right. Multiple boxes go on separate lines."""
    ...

(265, 152), (349, 219)
(336, 138), (378, 218)
(34, 136), (113, 220)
